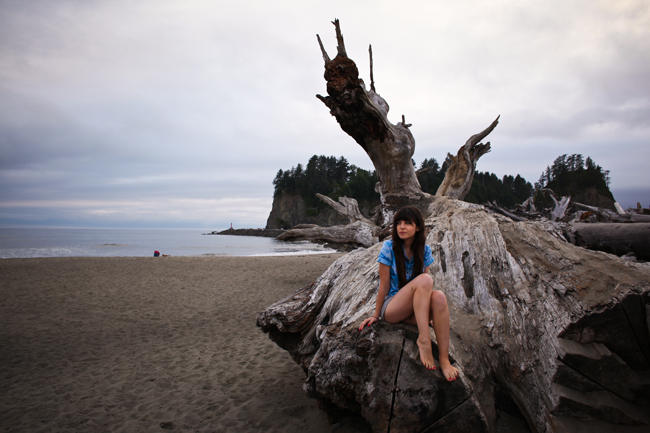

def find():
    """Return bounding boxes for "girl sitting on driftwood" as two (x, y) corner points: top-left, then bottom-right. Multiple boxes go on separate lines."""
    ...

(359, 206), (459, 381)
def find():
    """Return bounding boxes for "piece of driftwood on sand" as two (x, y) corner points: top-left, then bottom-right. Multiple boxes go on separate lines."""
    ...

(258, 20), (650, 433)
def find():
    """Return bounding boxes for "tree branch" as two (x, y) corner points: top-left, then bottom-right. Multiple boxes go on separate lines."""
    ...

(332, 19), (347, 58)
(316, 34), (331, 65)
(435, 116), (500, 200)
(369, 45), (375, 92)
(485, 201), (528, 221)
(467, 115), (500, 147)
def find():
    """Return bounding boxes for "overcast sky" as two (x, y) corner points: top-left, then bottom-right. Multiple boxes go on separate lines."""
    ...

(1, 0), (648, 229)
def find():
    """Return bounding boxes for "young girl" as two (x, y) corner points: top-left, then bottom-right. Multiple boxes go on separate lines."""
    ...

(359, 206), (459, 381)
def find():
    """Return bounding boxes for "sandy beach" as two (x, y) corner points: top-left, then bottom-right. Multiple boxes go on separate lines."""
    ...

(0, 254), (372, 433)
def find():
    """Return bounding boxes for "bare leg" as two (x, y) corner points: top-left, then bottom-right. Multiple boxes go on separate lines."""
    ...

(413, 284), (436, 370)
(384, 274), (436, 370)
(430, 290), (459, 381)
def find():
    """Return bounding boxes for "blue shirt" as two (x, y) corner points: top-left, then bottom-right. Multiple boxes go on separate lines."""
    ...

(377, 239), (434, 297)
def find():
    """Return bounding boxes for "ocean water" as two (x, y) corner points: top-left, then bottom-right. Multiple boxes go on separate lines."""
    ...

(0, 228), (337, 259)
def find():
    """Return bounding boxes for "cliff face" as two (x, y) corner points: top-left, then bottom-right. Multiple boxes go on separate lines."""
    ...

(265, 192), (348, 229)
(573, 186), (616, 210)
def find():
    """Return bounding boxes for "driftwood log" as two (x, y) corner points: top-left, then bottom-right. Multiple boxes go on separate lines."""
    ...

(541, 189), (572, 222)
(573, 202), (650, 224)
(572, 222), (650, 261)
(259, 20), (650, 432)
(315, 193), (377, 226)
(277, 221), (378, 249)
(276, 194), (380, 248)
(260, 197), (650, 432)
(490, 191), (650, 260)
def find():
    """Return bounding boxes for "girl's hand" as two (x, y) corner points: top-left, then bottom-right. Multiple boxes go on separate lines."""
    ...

(359, 316), (379, 331)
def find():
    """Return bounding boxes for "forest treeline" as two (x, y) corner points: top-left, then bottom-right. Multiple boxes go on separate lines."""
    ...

(271, 153), (614, 222)
(272, 155), (380, 215)
(536, 154), (613, 197)
(416, 157), (534, 207)
(533, 153), (614, 208)
(272, 155), (535, 213)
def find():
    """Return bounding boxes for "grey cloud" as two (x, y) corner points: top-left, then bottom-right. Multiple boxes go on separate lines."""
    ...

(1, 0), (648, 228)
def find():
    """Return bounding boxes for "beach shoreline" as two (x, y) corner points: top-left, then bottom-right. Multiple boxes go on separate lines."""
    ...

(0, 254), (372, 433)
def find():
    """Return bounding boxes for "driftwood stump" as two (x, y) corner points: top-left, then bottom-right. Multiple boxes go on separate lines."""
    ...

(259, 20), (650, 432)
(259, 197), (650, 432)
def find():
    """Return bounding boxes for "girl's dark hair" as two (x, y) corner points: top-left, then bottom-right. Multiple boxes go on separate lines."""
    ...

(392, 206), (426, 288)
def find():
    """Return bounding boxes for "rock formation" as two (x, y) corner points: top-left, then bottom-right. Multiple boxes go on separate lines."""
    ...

(265, 191), (349, 229)
(207, 228), (284, 238)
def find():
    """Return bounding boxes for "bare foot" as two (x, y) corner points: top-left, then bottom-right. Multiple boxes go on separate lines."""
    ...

(416, 337), (436, 370)
(439, 358), (459, 381)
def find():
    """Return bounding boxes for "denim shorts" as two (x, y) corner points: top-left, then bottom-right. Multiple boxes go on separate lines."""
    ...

(379, 294), (394, 321)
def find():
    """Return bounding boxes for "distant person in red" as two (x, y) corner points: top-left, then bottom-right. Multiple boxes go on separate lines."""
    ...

(153, 251), (160, 257)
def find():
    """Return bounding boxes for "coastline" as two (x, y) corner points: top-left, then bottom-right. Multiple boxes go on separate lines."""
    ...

(0, 254), (372, 433)
(204, 228), (285, 237)
(0, 228), (336, 259)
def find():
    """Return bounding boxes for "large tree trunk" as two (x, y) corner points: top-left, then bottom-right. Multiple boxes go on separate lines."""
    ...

(259, 20), (650, 433)
(314, 19), (497, 227)
(316, 20), (422, 207)
(259, 196), (650, 432)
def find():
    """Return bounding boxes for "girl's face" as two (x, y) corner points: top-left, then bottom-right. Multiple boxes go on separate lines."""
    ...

(396, 219), (418, 241)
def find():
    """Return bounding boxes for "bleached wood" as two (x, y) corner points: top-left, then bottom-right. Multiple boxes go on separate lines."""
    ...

(436, 116), (499, 200)
(315, 21), (427, 211)
(315, 194), (375, 226)
(260, 20), (650, 433)
(260, 196), (650, 432)
(276, 220), (378, 248)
